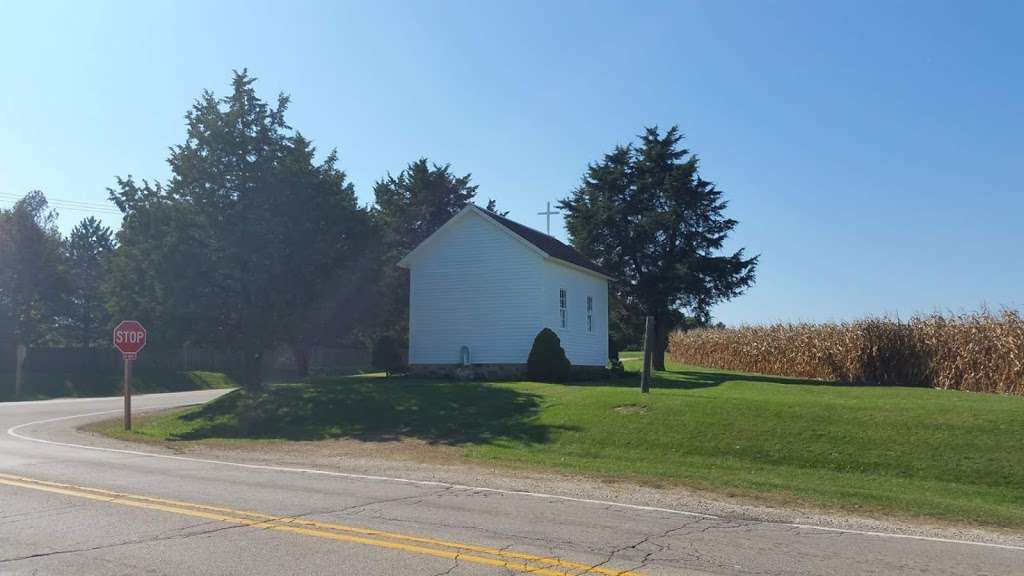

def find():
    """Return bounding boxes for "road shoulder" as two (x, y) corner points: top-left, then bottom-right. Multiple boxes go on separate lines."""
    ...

(45, 410), (1021, 551)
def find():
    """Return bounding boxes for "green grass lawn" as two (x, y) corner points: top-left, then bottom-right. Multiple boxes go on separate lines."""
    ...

(96, 353), (1024, 529)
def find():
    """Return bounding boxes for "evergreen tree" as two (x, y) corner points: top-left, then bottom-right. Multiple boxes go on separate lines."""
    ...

(107, 71), (371, 387)
(62, 217), (114, 347)
(368, 159), (481, 340)
(373, 159), (479, 251)
(526, 328), (571, 383)
(560, 127), (757, 370)
(485, 198), (509, 216)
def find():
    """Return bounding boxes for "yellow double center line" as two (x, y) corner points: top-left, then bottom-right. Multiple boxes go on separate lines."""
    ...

(0, 473), (645, 575)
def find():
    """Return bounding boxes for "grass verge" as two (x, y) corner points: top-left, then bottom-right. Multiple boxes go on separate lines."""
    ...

(1, 370), (236, 401)
(91, 353), (1024, 529)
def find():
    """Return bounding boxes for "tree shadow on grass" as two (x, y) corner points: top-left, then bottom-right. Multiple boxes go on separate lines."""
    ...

(172, 377), (573, 445)
(600, 365), (868, 390)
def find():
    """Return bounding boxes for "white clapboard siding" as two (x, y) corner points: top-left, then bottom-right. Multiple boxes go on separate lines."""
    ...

(542, 259), (609, 366)
(408, 212), (544, 365)
(403, 206), (609, 368)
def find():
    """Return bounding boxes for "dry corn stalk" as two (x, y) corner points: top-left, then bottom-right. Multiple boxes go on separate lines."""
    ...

(668, 310), (1024, 395)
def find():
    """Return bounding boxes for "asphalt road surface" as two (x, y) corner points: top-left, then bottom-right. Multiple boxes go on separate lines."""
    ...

(1, 391), (1021, 575)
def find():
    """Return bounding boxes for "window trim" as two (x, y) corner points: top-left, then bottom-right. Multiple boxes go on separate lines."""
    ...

(586, 296), (593, 333)
(559, 288), (567, 329)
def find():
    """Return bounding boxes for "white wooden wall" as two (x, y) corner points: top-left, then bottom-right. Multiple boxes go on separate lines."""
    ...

(541, 259), (609, 366)
(406, 210), (609, 368)
(408, 213), (544, 365)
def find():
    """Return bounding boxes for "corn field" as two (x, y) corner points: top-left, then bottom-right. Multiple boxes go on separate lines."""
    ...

(668, 310), (1024, 395)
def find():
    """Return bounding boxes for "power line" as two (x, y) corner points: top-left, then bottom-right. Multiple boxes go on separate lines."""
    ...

(50, 205), (123, 216)
(2, 202), (122, 216)
(0, 192), (122, 216)
(0, 202), (121, 216)
(0, 192), (117, 209)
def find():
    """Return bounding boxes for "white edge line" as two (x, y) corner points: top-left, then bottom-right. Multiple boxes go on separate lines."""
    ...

(7, 405), (1024, 552)
(6, 408), (716, 521)
(785, 523), (1024, 550)
(0, 390), (216, 407)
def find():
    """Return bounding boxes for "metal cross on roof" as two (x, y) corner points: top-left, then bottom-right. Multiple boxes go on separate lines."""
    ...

(537, 201), (560, 235)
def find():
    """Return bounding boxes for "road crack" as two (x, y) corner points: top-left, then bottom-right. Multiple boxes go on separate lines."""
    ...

(0, 522), (249, 565)
(573, 519), (703, 575)
(297, 485), (454, 520)
(429, 552), (460, 576)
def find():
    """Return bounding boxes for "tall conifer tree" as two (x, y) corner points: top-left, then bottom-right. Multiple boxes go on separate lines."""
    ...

(369, 159), (491, 341)
(561, 127), (757, 370)
(108, 71), (370, 386)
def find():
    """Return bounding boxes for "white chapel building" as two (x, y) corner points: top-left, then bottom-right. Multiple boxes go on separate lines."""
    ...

(398, 204), (612, 376)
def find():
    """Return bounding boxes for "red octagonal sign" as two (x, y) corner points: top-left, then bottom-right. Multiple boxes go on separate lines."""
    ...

(113, 320), (147, 360)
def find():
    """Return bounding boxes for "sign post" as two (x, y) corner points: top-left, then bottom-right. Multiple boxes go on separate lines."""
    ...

(641, 316), (654, 393)
(123, 354), (132, 430)
(113, 321), (147, 431)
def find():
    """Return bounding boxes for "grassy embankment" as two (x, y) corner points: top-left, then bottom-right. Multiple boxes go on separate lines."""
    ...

(95, 353), (1024, 529)
(1, 370), (235, 401)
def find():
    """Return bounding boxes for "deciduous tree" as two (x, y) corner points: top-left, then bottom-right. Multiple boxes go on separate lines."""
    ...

(0, 191), (66, 395)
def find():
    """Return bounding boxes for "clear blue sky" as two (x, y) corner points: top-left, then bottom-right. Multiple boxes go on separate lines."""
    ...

(2, 0), (1021, 325)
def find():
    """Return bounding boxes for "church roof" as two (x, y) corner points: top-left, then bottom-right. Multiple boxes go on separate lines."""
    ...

(479, 208), (614, 279)
(398, 204), (614, 281)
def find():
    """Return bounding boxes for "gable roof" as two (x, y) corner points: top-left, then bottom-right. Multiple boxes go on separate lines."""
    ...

(481, 209), (614, 279)
(398, 204), (614, 281)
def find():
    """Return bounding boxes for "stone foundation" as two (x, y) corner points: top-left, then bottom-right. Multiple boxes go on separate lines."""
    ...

(408, 363), (609, 382)
(568, 364), (611, 381)
(409, 363), (526, 380)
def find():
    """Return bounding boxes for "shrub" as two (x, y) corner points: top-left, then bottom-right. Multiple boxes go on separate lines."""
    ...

(609, 359), (625, 379)
(371, 335), (404, 377)
(527, 328), (571, 383)
(668, 310), (1024, 395)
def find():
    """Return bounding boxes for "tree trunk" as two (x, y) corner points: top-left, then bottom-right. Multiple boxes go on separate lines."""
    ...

(652, 314), (669, 371)
(80, 315), (91, 349)
(14, 343), (26, 399)
(242, 349), (263, 390)
(292, 344), (310, 379)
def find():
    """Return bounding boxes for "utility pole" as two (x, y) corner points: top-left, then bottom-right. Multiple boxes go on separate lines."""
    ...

(537, 202), (559, 235)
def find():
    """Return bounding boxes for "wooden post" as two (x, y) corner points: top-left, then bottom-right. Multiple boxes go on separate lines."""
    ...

(641, 316), (654, 393)
(123, 356), (132, 431)
(14, 344), (26, 399)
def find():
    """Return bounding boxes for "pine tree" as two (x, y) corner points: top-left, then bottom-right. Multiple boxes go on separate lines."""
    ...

(63, 217), (114, 347)
(108, 71), (371, 387)
(368, 159), (480, 341)
(560, 127), (757, 370)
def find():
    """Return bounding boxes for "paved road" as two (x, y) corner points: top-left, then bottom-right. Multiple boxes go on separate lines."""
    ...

(0, 392), (1021, 575)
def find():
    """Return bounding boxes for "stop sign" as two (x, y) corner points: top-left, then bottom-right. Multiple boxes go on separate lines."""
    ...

(113, 320), (147, 359)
